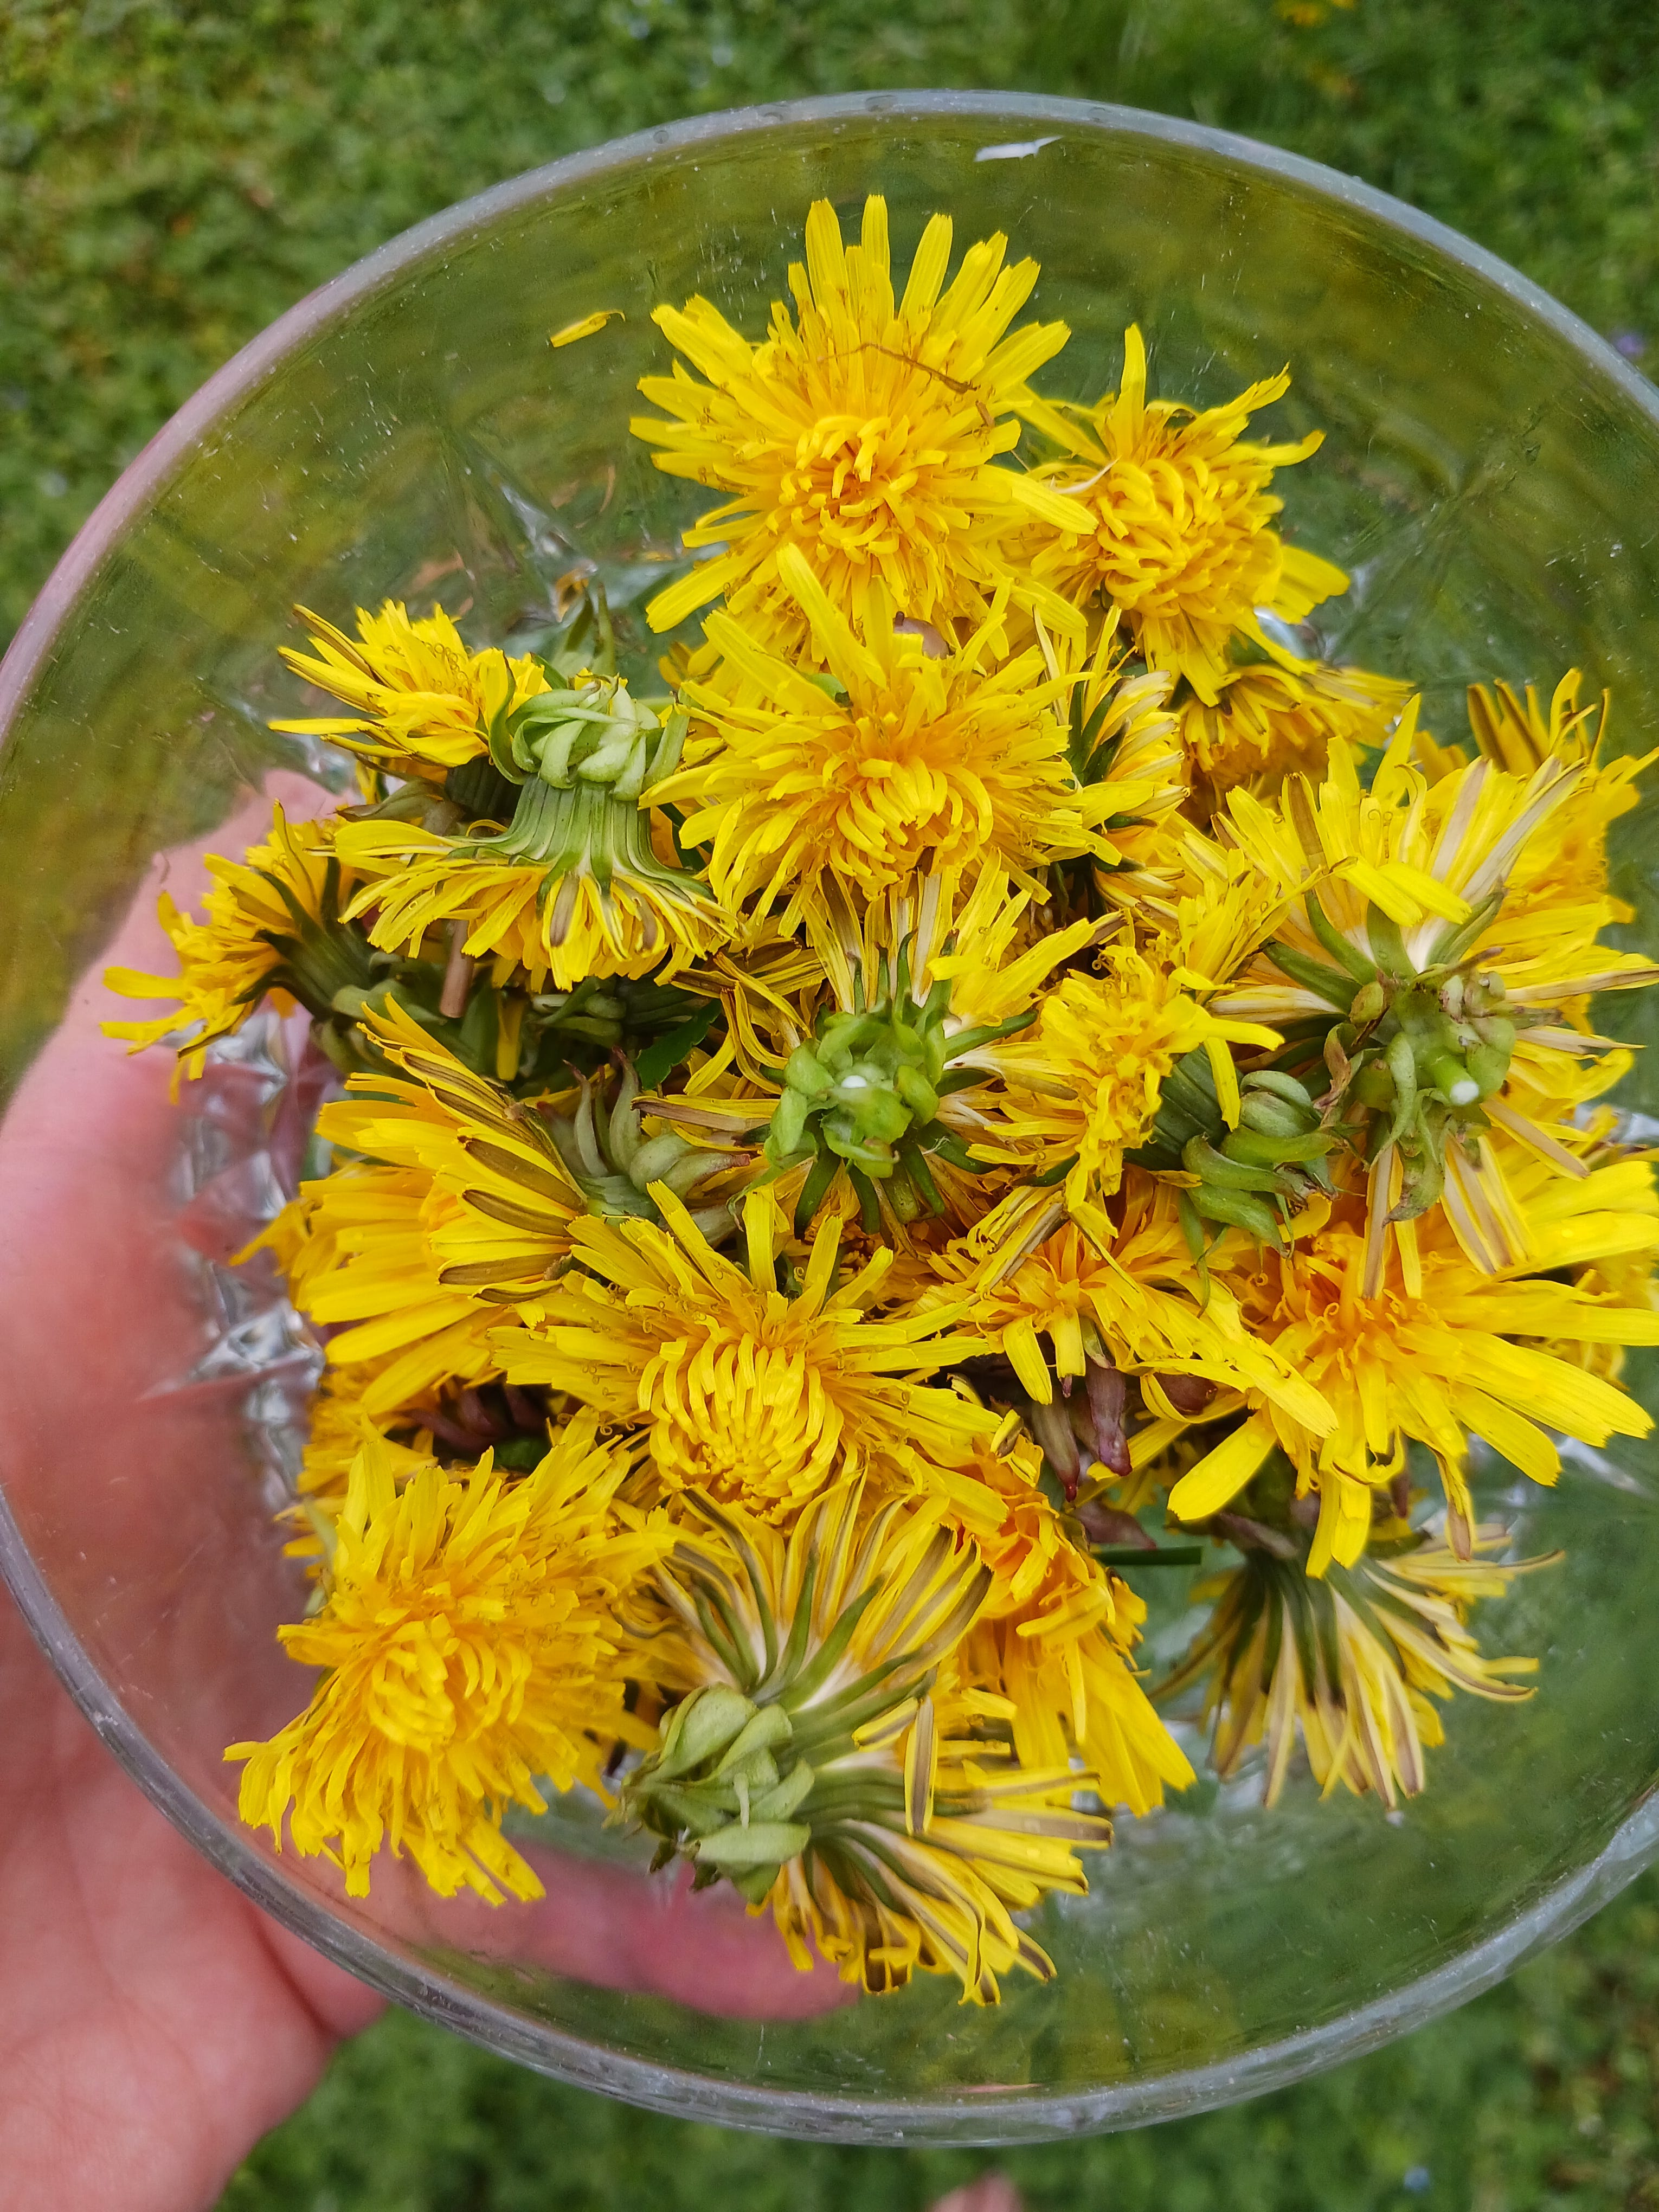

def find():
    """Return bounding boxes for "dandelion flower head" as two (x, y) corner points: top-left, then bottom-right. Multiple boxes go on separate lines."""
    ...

(274, 600), (552, 780)
(667, 548), (1123, 961)
(634, 194), (1086, 649)
(1026, 325), (1348, 702)
(494, 1184), (994, 1519)
(104, 806), (363, 1085)
(989, 947), (1279, 1210)
(229, 1419), (665, 1903)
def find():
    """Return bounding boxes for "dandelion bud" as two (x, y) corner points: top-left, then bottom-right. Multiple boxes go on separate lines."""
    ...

(501, 676), (664, 792)
(762, 948), (1026, 1233)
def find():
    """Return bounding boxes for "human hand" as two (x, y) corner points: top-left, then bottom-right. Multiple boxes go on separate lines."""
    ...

(0, 781), (838, 2212)
(0, 781), (388, 2211)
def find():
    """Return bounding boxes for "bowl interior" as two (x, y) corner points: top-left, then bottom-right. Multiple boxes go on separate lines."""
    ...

(3, 93), (1659, 2145)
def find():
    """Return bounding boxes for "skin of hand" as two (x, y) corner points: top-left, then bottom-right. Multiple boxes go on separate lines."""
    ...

(0, 779), (840, 2212)
(0, 783), (387, 2212)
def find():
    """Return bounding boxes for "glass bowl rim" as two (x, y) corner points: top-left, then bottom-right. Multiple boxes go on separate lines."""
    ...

(3, 87), (1658, 2146)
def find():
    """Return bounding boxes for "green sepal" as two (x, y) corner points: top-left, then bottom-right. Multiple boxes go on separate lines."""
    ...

(1364, 903), (1416, 982)
(1265, 938), (1358, 1011)
(1127, 1046), (1225, 1171)
(1220, 1126), (1334, 1168)
(1305, 891), (1378, 983)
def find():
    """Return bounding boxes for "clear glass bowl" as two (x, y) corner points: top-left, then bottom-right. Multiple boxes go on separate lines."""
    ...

(3, 92), (1659, 2147)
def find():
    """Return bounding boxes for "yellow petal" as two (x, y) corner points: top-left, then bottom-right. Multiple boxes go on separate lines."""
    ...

(1168, 1413), (1277, 1523)
(550, 310), (625, 348)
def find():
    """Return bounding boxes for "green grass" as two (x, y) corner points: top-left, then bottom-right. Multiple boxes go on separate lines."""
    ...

(5, 0), (1659, 651)
(227, 1868), (1659, 2211)
(5, 1), (1659, 2203)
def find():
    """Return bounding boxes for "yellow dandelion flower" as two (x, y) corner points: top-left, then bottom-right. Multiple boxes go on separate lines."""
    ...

(618, 1480), (1110, 2003)
(948, 1440), (1197, 1815)
(104, 807), (371, 1084)
(493, 1184), (994, 1520)
(1161, 1529), (1555, 1808)
(663, 547), (1114, 967)
(633, 193), (1086, 647)
(335, 680), (729, 993)
(229, 1417), (666, 1903)
(986, 946), (1279, 1212)
(1178, 655), (1413, 798)
(1166, 1191), (1659, 1574)
(1024, 325), (1348, 702)
(272, 600), (552, 781)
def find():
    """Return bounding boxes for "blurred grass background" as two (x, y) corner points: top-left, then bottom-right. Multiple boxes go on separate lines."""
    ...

(5, 2), (1659, 2205)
